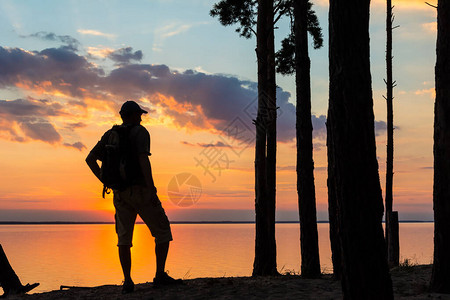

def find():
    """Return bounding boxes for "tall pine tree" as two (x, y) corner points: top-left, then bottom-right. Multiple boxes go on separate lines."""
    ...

(431, 0), (450, 293)
(328, 0), (394, 298)
(275, 0), (323, 278)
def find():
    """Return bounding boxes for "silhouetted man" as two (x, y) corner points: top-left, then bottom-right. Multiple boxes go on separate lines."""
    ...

(86, 100), (181, 294)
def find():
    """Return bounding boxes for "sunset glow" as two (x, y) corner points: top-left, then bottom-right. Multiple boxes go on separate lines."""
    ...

(0, 0), (437, 222)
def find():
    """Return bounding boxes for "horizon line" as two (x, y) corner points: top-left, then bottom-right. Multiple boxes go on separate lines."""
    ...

(0, 220), (435, 225)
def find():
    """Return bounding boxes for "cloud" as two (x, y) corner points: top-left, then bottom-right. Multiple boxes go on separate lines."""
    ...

(312, 115), (327, 139)
(65, 122), (87, 130)
(108, 47), (143, 64)
(0, 98), (65, 117)
(0, 45), (389, 148)
(277, 165), (295, 171)
(198, 141), (231, 148)
(155, 23), (193, 39)
(20, 120), (61, 143)
(0, 98), (66, 144)
(64, 141), (87, 151)
(77, 29), (116, 39)
(422, 22), (437, 33)
(0, 46), (104, 98)
(153, 22), (208, 51)
(415, 87), (435, 99)
(181, 141), (232, 148)
(21, 31), (80, 51)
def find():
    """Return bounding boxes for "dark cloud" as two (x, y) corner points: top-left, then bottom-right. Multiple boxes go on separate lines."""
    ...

(20, 120), (61, 143)
(375, 120), (387, 136)
(181, 141), (195, 146)
(108, 47), (143, 64)
(21, 31), (80, 51)
(102, 64), (299, 142)
(420, 166), (433, 170)
(0, 98), (65, 117)
(65, 122), (87, 130)
(312, 115), (327, 139)
(277, 165), (295, 171)
(0, 46), (103, 98)
(64, 142), (87, 151)
(0, 45), (388, 147)
(197, 141), (231, 148)
(0, 98), (66, 144)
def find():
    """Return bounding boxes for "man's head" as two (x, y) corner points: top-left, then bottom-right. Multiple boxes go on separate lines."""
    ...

(119, 100), (148, 125)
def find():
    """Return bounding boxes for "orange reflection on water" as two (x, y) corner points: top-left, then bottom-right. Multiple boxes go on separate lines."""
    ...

(0, 223), (434, 293)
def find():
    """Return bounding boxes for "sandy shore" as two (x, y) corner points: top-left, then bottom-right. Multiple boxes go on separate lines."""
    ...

(7, 265), (450, 299)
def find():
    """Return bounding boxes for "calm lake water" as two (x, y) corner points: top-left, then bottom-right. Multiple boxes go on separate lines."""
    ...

(0, 223), (434, 293)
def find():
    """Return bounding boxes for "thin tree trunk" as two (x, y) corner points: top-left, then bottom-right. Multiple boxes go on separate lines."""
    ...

(253, 0), (278, 276)
(294, 0), (321, 278)
(385, 0), (399, 268)
(385, 0), (394, 217)
(328, 0), (393, 298)
(431, 0), (450, 293)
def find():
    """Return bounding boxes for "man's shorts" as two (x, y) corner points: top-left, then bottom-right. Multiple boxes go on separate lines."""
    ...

(113, 185), (173, 247)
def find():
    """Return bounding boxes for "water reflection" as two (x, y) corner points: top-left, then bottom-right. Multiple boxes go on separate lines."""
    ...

(0, 223), (434, 293)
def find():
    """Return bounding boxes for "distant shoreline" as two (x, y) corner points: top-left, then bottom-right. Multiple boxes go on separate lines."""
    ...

(0, 220), (434, 225)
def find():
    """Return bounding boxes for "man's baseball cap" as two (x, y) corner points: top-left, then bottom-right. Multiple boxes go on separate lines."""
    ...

(119, 100), (148, 114)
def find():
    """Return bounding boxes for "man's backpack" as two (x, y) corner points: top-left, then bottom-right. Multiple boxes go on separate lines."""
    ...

(100, 124), (141, 197)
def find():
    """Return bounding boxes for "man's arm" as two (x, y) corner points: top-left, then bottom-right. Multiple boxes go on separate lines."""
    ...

(86, 152), (102, 182)
(138, 153), (156, 191)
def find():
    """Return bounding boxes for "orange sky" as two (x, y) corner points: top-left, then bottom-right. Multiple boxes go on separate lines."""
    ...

(0, 0), (438, 222)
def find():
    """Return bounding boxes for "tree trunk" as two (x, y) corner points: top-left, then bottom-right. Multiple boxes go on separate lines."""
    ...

(327, 139), (342, 279)
(328, 0), (393, 298)
(385, 0), (399, 268)
(431, 0), (450, 293)
(386, 211), (399, 267)
(253, 0), (278, 276)
(294, 0), (321, 278)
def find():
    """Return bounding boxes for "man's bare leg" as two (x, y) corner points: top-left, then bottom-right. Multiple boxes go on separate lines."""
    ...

(118, 245), (132, 282)
(155, 241), (169, 275)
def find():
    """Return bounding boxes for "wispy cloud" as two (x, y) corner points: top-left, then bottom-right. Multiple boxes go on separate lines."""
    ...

(21, 31), (80, 51)
(159, 24), (192, 38)
(86, 46), (115, 59)
(422, 22), (437, 34)
(415, 88), (435, 99)
(77, 29), (116, 39)
(153, 21), (208, 51)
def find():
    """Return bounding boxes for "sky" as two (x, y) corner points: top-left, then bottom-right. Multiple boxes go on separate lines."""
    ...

(0, 0), (438, 222)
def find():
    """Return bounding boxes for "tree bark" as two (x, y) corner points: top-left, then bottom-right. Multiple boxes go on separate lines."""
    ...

(327, 140), (342, 279)
(386, 211), (399, 267)
(253, 0), (278, 276)
(294, 0), (321, 278)
(328, 0), (393, 298)
(431, 0), (450, 293)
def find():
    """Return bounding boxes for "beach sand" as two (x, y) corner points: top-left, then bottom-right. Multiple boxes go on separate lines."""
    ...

(8, 265), (450, 299)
